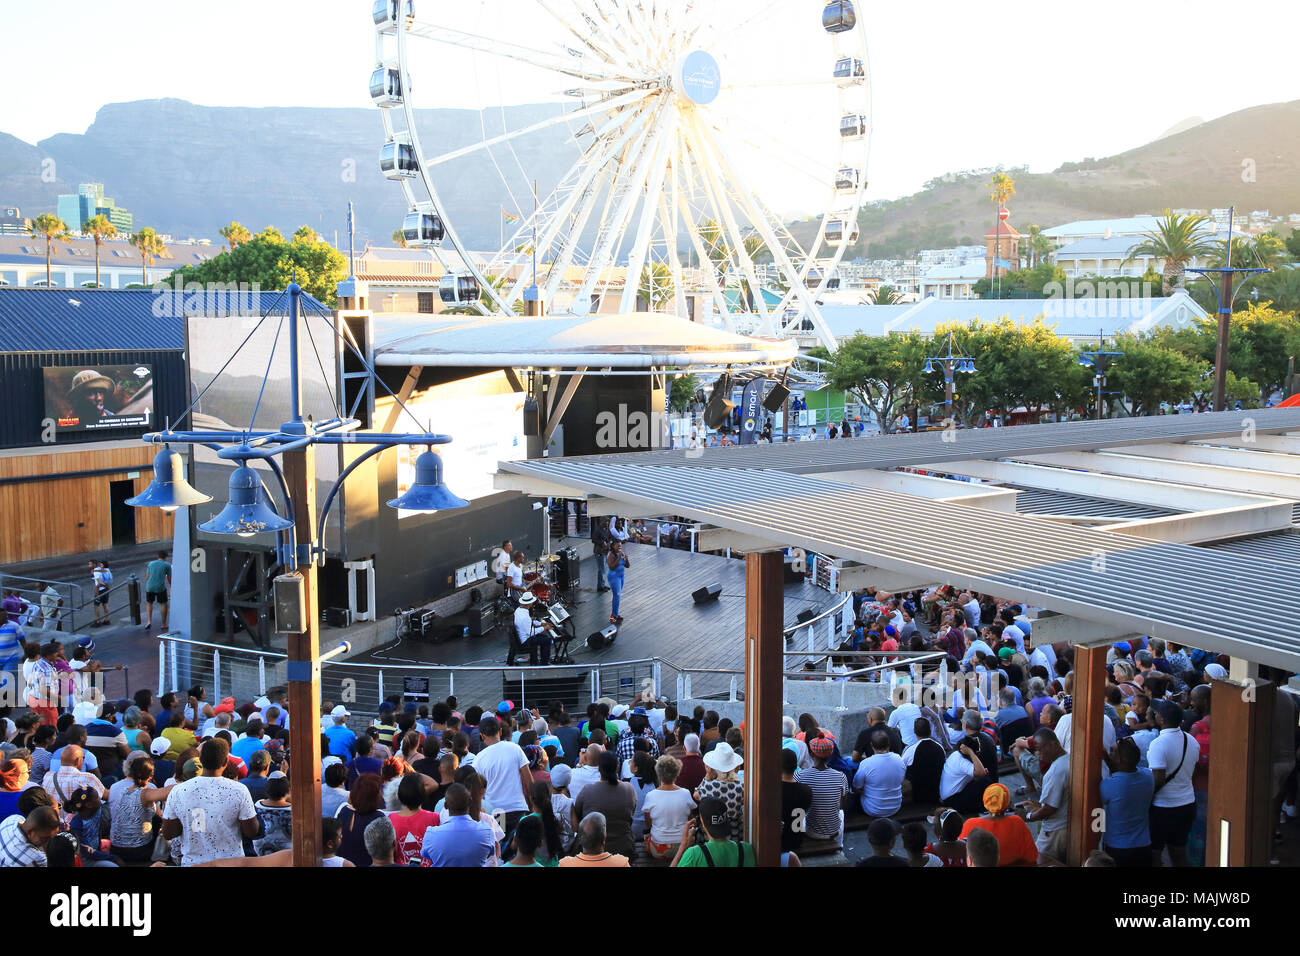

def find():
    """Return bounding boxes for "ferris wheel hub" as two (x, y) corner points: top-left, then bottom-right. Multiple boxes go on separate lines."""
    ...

(672, 50), (721, 106)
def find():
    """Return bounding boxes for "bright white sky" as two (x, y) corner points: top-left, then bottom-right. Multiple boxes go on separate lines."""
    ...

(4, 0), (1299, 213)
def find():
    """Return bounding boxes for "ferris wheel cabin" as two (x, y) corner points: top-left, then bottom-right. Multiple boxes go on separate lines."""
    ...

(836, 167), (861, 192)
(440, 274), (480, 305)
(369, 67), (405, 107)
(822, 1), (858, 33)
(839, 114), (868, 139)
(824, 219), (860, 246)
(380, 139), (419, 179)
(833, 56), (866, 86)
(372, 0), (414, 29)
(401, 206), (444, 246)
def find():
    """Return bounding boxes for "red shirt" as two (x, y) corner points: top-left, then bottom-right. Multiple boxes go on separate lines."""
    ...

(388, 809), (440, 865)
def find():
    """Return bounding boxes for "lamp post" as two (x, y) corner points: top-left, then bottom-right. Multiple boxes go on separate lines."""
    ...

(1077, 329), (1124, 421)
(924, 330), (976, 425)
(127, 282), (467, 867)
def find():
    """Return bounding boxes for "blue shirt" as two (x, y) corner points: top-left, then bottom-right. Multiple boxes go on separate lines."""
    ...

(1099, 768), (1154, 849)
(230, 735), (269, 765)
(994, 704), (1029, 728)
(324, 724), (357, 759)
(420, 814), (495, 867)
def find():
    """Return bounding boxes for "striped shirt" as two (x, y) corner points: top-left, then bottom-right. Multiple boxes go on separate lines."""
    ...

(794, 766), (849, 840)
(0, 814), (45, 867)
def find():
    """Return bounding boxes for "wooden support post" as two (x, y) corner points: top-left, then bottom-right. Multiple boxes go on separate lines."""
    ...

(1207, 678), (1275, 866)
(283, 445), (323, 867)
(744, 550), (783, 866)
(1066, 643), (1106, 865)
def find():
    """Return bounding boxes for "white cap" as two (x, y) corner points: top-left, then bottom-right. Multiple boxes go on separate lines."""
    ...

(72, 701), (99, 724)
(330, 704), (351, 718)
(253, 696), (272, 709)
(610, 704), (628, 718)
(150, 737), (171, 757)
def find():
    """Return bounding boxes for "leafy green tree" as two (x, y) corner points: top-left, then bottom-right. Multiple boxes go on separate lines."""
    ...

(169, 225), (345, 305)
(972, 261), (1066, 298)
(293, 225), (319, 243)
(81, 214), (116, 288)
(1106, 335), (1207, 416)
(1248, 268), (1300, 313)
(669, 373), (699, 413)
(638, 262), (674, 312)
(823, 331), (928, 431)
(30, 213), (70, 285)
(129, 227), (168, 286)
(1124, 210), (1217, 294)
(870, 284), (904, 305)
(219, 222), (252, 252)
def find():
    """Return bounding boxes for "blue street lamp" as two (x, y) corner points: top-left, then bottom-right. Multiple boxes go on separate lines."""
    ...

(924, 330), (977, 423)
(128, 282), (466, 866)
(1077, 329), (1124, 420)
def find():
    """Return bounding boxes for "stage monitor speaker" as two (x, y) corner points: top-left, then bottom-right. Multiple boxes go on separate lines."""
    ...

(586, 624), (618, 650)
(796, 608), (818, 624)
(322, 606), (353, 628)
(556, 547), (580, 590)
(692, 583), (722, 605)
(523, 395), (540, 436)
(762, 381), (791, 413)
(466, 602), (495, 637)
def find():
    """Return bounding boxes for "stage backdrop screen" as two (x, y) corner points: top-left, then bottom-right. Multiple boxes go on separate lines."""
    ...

(42, 364), (155, 433)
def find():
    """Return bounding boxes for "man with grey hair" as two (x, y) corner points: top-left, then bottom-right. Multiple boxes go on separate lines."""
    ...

(782, 716), (810, 770)
(558, 810), (630, 867)
(364, 816), (401, 866)
(678, 732), (706, 792)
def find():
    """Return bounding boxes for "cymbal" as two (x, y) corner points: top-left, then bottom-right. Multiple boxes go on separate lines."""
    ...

(539, 553), (562, 562)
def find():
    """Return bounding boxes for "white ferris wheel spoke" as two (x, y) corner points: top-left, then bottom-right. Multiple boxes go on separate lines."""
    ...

(674, 186), (739, 332)
(617, 109), (680, 313)
(406, 19), (636, 85)
(422, 88), (653, 169)
(682, 116), (772, 332)
(573, 100), (674, 307)
(692, 117), (839, 351)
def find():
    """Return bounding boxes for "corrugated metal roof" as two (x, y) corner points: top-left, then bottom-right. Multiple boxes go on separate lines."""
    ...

(0, 235), (221, 268)
(816, 292), (1206, 340)
(1205, 529), (1300, 566)
(498, 458), (1300, 670)
(568, 407), (1300, 475)
(1011, 486), (1178, 521)
(0, 287), (330, 352)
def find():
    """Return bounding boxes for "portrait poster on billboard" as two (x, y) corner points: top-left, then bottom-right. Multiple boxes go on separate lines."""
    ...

(42, 364), (154, 433)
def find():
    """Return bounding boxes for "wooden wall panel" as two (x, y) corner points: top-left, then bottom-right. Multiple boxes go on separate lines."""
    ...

(0, 445), (173, 563)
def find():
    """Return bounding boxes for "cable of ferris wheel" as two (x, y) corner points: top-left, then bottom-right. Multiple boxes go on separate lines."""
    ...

(617, 110), (681, 313)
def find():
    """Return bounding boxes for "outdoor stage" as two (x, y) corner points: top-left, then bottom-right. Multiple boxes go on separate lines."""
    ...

(353, 541), (841, 710)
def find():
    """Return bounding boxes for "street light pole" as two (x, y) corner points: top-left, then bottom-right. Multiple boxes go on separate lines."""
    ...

(129, 282), (467, 867)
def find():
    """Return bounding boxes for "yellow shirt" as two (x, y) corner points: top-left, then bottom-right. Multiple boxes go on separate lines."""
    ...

(161, 726), (197, 760)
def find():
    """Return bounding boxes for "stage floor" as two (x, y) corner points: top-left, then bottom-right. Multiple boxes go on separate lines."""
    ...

(356, 542), (840, 707)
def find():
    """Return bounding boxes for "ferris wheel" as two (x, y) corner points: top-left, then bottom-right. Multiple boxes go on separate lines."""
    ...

(369, 0), (870, 352)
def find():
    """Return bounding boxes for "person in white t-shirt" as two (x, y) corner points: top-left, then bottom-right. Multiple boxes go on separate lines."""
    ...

(887, 698), (923, 747)
(472, 715), (533, 839)
(491, 540), (513, 583)
(640, 754), (696, 859)
(1145, 699), (1199, 867)
(1053, 708), (1117, 755)
(505, 551), (528, 602)
(1024, 727), (1070, 862)
(853, 731), (907, 817)
(568, 743), (605, 805)
(160, 739), (257, 866)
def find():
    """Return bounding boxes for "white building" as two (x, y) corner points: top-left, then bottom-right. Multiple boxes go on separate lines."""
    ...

(917, 259), (988, 300)
(0, 236), (221, 288)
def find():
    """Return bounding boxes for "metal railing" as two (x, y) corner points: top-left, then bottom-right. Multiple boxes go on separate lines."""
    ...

(0, 571), (143, 634)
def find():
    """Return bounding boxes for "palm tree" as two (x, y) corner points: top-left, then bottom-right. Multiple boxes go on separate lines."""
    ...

(870, 284), (904, 305)
(1023, 224), (1054, 268)
(1124, 210), (1217, 294)
(29, 213), (70, 286)
(130, 228), (168, 286)
(698, 218), (729, 280)
(988, 172), (1015, 211)
(638, 262), (675, 312)
(219, 221), (251, 252)
(81, 214), (117, 288)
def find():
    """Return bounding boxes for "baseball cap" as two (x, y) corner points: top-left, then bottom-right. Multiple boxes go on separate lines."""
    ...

(549, 764), (572, 789)
(1149, 698), (1183, 727)
(698, 796), (732, 838)
(884, 625), (898, 638)
(72, 701), (99, 724)
(378, 701), (396, 714)
(808, 735), (834, 759)
(149, 737), (171, 757)
(611, 704), (628, 718)
(1112, 641), (1132, 653)
(631, 706), (647, 716)
(997, 646), (1014, 661)
(253, 695), (272, 710)
(213, 696), (236, 715)
(76, 637), (96, 654)
(329, 704), (351, 718)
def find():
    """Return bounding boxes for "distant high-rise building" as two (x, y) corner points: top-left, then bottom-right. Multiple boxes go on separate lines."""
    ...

(0, 206), (27, 236)
(55, 183), (134, 233)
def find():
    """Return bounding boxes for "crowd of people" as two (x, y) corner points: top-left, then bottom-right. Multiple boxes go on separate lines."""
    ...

(1, 579), (1297, 869)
